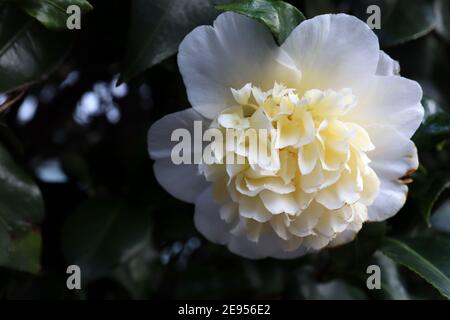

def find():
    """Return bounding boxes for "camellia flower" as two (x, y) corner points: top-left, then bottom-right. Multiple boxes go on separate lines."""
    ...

(148, 13), (423, 259)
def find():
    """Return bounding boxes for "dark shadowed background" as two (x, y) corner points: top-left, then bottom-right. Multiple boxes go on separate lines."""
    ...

(0, 0), (450, 300)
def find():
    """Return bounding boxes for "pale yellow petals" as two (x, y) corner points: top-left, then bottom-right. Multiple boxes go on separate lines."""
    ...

(245, 176), (295, 195)
(201, 83), (381, 253)
(311, 88), (357, 117)
(347, 122), (375, 151)
(359, 167), (380, 206)
(260, 190), (300, 215)
(288, 201), (323, 237)
(238, 195), (273, 222)
(278, 150), (297, 183)
(276, 115), (301, 148)
(280, 236), (303, 252)
(245, 218), (265, 242)
(303, 233), (330, 250)
(231, 83), (252, 105)
(293, 186), (315, 210)
(252, 86), (269, 106)
(298, 139), (320, 175)
(270, 213), (290, 240)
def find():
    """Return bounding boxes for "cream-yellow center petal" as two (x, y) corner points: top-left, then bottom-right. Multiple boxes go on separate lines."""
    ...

(202, 82), (380, 251)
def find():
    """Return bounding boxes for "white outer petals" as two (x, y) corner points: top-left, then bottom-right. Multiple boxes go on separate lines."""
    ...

(178, 12), (301, 119)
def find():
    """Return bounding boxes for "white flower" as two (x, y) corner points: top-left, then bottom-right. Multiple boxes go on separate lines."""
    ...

(148, 13), (424, 259)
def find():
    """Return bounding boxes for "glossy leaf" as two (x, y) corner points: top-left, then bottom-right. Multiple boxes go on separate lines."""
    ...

(1, 229), (42, 274)
(0, 5), (72, 93)
(0, 144), (44, 274)
(435, 0), (450, 42)
(303, 0), (337, 18)
(112, 245), (161, 299)
(381, 235), (450, 299)
(431, 199), (450, 234)
(354, 0), (435, 47)
(217, 0), (305, 44)
(374, 251), (409, 300)
(414, 98), (450, 147)
(296, 267), (367, 300)
(17, 0), (93, 30)
(330, 221), (386, 272)
(416, 172), (450, 226)
(120, 0), (227, 82)
(61, 198), (152, 283)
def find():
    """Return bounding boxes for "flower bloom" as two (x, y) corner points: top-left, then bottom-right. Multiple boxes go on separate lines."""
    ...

(148, 13), (423, 259)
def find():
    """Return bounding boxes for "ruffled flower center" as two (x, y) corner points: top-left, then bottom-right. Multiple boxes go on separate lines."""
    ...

(200, 82), (380, 251)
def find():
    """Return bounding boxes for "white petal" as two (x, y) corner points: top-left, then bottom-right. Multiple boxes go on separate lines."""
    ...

(328, 229), (357, 248)
(282, 14), (379, 91)
(366, 125), (419, 180)
(245, 219), (264, 242)
(227, 230), (277, 259)
(227, 229), (308, 259)
(148, 108), (207, 160)
(367, 179), (408, 222)
(153, 160), (208, 204)
(303, 233), (330, 250)
(365, 125), (418, 221)
(348, 76), (423, 139)
(178, 12), (300, 119)
(376, 51), (400, 76)
(194, 187), (231, 244)
(220, 202), (238, 224)
(270, 246), (308, 259)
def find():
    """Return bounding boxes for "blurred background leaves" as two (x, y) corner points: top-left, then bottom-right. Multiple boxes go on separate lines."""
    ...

(0, 0), (449, 300)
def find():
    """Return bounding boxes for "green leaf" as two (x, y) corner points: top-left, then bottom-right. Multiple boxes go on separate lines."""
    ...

(0, 144), (44, 274)
(380, 235), (450, 299)
(120, 0), (227, 82)
(303, 0), (337, 18)
(422, 97), (446, 119)
(413, 98), (450, 148)
(431, 199), (450, 234)
(61, 198), (152, 283)
(302, 279), (367, 300)
(374, 251), (409, 300)
(16, 0), (93, 30)
(1, 229), (42, 274)
(295, 267), (367, 300)
(353, 0), (436, 47)
(0, 5), (72, 93)
(330, 221), (386, 272)
(435, 0), (450, 42)
(414, 112), (450, 148)
(112, 245), (161, 299)
(217, 0), (305, 44)
(415, 172), (450, 226)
